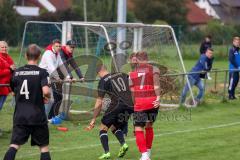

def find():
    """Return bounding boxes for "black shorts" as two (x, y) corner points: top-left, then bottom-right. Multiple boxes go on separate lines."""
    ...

(101, 104), (133, 129)
(133, 108), (159, 127)
(10, 124), (49, 147)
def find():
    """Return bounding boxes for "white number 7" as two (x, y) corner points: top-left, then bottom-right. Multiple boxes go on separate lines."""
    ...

(138, 73), (145, 89)
(20, 80), (30, 99)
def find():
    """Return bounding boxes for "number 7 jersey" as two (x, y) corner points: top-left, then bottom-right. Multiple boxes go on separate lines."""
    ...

(10, 65), (49, 125)
(129, 64), (159, 111)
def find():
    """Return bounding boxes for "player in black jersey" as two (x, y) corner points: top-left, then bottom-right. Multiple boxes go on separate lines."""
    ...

(86, 65), (133, 159)
(3, 44), (51, 160)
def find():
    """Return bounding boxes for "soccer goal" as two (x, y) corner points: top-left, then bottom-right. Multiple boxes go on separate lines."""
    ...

(19, 21), (196, 120)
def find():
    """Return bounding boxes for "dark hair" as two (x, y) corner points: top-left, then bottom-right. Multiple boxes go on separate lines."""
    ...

(207, 48), (214, 52)
(136, 51), (148, 61)
(52, 39), (61, 44)
(206, 35), (212, 39)
(26, 44), (41, 60)
(96, 64), (107, 73)
(129, 52), (137, 60)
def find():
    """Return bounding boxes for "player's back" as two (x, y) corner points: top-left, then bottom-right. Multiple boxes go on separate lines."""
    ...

(129, 63), (158, 111)
(11, 65), (49, 125)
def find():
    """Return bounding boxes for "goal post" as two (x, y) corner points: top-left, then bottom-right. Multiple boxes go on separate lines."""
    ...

(19, 21), (197, 120)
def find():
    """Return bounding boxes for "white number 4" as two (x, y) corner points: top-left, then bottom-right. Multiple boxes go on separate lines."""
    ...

(20, 80), (30, 99)
(138, 73), (145, 89)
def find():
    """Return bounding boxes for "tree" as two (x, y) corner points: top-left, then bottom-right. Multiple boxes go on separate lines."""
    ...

(0, 0), (24, 46)
(132, 0), (188, 25)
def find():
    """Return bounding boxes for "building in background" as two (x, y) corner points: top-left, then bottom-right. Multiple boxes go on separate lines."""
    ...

(13, 0), (72, 17)
(195, 0), (240, 24)
(187, 0), (212, 29)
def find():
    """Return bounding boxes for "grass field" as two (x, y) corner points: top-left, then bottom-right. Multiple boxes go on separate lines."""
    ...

(1, 48), (240, 160)
(1, 98), (240, 160)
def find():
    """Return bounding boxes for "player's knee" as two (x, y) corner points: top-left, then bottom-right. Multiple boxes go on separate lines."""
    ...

(145, 122), (153, 128)
(40, 145), (49, 153)
(134, 126), (144, 131)
(100, 124), (109, 131)
(10, 144), (20, 150)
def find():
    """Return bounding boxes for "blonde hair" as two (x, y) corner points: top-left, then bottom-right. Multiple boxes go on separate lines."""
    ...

(0, 41), (8, 48)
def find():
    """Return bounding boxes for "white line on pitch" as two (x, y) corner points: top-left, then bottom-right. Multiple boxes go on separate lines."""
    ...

(15, 121), (240, 159)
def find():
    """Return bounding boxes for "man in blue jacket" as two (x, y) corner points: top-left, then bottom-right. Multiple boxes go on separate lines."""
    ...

(180, 48), (214, 105)
(228, 37), (240, 100)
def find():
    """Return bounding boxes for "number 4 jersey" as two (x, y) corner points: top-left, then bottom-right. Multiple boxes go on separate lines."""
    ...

(10, 65), (49, 125)
(129, 64), (160, 111)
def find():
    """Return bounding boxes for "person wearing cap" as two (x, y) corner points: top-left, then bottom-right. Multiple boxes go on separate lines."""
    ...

(60, 40), (84, 80)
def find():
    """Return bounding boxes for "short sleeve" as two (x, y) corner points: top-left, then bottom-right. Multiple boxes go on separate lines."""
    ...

(41, 69), (50, 87)
(97, 79), (106, 98)
(10, 74), (16, 92)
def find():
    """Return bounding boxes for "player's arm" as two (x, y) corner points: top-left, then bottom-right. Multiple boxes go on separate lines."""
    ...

(41, 70), (51, 103)
(153, 66), (160, 107)
(86, 80), (106, 131)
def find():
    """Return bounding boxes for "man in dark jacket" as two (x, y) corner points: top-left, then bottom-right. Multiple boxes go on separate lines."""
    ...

(200, 35), (212, 55)
(180, 48), (214, 105)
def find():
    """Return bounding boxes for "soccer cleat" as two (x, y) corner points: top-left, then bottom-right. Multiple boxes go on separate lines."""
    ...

(118, 143), (129, 158)
(98, 152), (111, 159)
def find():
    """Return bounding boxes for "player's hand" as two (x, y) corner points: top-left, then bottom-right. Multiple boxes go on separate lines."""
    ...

(85, 119), (95, 131)
(10, 64), (16, 71)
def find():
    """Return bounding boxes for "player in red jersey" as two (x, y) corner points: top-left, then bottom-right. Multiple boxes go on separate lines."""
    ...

(129, 51), (160, 160)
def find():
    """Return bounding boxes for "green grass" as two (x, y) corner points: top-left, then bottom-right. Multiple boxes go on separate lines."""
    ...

(1, 98), (240, 160)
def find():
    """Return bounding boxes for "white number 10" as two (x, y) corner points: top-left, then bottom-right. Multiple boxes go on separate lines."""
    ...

(138, 73), (146, 89)
(20, 80), (30, 99)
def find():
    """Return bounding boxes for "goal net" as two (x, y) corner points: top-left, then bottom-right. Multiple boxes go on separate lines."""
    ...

(19, 21), (195, 120)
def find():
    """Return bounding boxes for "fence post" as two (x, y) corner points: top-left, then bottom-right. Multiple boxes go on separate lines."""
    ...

(222, 70), (228, 102)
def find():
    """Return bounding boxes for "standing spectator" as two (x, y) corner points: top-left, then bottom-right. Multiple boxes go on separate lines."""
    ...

(228, 37), (240, 100)
(129, 51), (160, 160)
(60, 40), (84, 80)
(180, 48), (214, 105)
(0, 41), (15, 110)
(39, 39), (69, 120)
(199, 35), (212, 55)
(3, 44), (51, 160)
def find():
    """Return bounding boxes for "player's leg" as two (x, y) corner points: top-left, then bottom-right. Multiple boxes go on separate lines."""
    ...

(39, 146), (51, 160)
(133, 111), (149, 160)
(4, 125), (30, 160)
(31, 124), (51, 160)
(3, 144), (20, 160)
(145, 108), (159, 158)
(99, 112), (115, 159)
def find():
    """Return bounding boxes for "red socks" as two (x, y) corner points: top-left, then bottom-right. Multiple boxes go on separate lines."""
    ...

(135, 131), (147, 153)
(145, 127), (154, 149)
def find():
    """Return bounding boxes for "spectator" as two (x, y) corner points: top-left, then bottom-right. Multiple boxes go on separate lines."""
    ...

(60, 40), (84, 80)
(199, 35), (212, 55)
(39, 39), (69, 120)
(180, 48), (214, 105)
(0, 41), (15, 110)
(228, 37), (240, 100)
